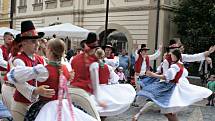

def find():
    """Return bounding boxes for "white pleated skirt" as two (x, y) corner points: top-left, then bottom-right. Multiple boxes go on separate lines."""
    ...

(91, 84), (136, 116)
(35, 99), (98, 121)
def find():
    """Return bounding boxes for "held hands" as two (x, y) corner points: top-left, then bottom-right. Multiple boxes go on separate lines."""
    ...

(34, 85), (55, 98)
(145, 70), (154, 77)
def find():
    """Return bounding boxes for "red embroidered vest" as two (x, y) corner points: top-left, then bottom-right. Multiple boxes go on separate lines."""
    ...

(134, 55), (150, 73)
(0, 45), (9, 71)
(171, 63), (184, 83)
(71, 53), (97, 94)
(99, 64), (110, 84)
(38, 64), (70, 101)
(14, 53), (44, 103)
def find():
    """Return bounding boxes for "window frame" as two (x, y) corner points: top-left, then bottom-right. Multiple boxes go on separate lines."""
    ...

(87, 0), (104, 5)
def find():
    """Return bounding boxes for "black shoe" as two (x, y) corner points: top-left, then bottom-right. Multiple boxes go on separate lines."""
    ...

(211, 104), (214, 106)
(146, 99), (152, 102)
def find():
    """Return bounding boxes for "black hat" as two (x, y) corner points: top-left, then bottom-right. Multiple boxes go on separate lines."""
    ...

(85, 32), (98, 44)
(85, 32), (99, 48)
(103, 42), (113, 49)
(166, 39), (181, 50)
(20, 20), (44, 40)
(169, 39), (177, 45)
(140, 44), (150, 50)
(137, 44), (150, 54)
(102, 42), (115, 53)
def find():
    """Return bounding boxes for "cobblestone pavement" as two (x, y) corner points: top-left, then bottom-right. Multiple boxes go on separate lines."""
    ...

(106, 100), (215, 121)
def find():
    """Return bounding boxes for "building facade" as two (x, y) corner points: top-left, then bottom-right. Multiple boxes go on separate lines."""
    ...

(0, 0), (11, 27)
(13, 0), (179, 53)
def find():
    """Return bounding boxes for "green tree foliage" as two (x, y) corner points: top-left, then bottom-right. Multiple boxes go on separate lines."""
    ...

(173, 0), (215, 75)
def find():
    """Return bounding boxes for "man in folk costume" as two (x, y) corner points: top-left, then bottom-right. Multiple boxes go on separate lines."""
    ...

(0, 32), (13, 90)
(158, 39), (215, 75)
(102, 43), (119, 69)
(1, 34), (22, 111)
(131, 44), (162, 108)
(70, 32), (101, 121)
(6, 20), (55, 121)
(71, 32), (99, 94)
(6, 38), (98, 121)
(134, 44), (162, 91)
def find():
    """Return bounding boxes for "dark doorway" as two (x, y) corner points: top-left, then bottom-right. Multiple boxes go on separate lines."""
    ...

(99, 30), (128, 54)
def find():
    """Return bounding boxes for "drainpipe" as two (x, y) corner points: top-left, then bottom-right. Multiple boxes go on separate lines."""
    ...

(10, 0), (14, 29)
(104, 0), (110, 46)
(153, 0), (160, 71)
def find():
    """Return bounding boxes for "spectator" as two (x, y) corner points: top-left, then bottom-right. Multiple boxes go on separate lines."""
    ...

(206, 74), (215, 106)
(119, 49), (130, 78)
(102, 43), (119, 70)
(198, 57), (213, 86)
(117, 67), (127, 83)
(66, 49), (75, 61)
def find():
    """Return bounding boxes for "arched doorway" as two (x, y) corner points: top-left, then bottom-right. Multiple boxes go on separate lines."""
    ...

(97, 23), (133, 54)
(107, 31), (128, 53)
(99, 30), (128, 54)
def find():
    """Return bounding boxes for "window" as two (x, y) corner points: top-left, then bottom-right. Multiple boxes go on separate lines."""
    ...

(87, 0), (104, 5)
(19, 0), (27, 6)
(45, 0), (57, 9)
(18, 0), (27, 13)
(125, 0), (144, 2)
(60, 0), (73, 7)
(34, 0), (43, 4)
(33, 0), (43, 11)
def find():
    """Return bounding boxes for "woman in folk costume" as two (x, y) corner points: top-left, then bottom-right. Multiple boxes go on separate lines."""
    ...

(6, 20), (55, 121)
(89, 48), (136, 117)
(1, 34), (22, 111)
(102, 43), (119, 70)
(157, 39), (215, 74)
(136, 49), (212, 121)
(7, 38), (98, 121)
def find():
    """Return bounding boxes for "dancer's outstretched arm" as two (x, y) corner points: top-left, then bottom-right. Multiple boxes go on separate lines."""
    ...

(182, 45), (215, 62)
